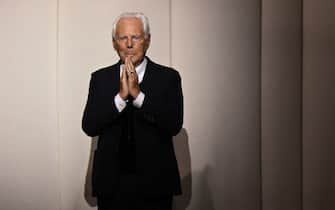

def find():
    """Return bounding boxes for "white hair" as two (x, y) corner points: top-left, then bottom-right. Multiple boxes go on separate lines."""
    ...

(112, 12), (151, 40)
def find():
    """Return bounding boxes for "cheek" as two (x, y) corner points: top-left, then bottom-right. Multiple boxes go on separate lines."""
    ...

(138, 45), (146, 54)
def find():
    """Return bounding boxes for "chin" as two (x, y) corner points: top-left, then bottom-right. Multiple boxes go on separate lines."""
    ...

(131, 57), (144, 66)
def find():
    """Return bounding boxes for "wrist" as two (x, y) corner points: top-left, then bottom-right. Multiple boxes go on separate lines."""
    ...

(119, 92), (128, 100)
(131, 89), (140, 99)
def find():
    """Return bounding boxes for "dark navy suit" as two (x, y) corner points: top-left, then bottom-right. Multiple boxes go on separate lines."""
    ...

(82, 57), (183, 204)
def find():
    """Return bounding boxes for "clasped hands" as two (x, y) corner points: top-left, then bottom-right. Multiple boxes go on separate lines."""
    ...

(119, 56), (140, 100)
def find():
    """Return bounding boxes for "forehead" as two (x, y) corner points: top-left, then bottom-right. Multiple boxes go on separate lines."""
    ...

(116, 17), (144, 35)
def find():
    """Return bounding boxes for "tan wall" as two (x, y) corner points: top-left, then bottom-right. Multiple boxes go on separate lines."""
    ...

(0, 1), (59, 210)
(171, 0), (261, 209)
(1, 0), (334, 210)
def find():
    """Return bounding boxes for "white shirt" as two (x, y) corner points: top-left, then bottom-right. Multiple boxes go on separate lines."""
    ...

(114, 58), (147, 112)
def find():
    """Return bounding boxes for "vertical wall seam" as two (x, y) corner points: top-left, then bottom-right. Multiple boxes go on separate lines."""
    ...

(259, 0), (263, 209)
(56, 0), (62, 209)
(169, 0), (173, 66)
(300, 0), (304, 209)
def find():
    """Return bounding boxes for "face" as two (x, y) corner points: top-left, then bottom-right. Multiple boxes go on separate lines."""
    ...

(113, 17), (150, 67)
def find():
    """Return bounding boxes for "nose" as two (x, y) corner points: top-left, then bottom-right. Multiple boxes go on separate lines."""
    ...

(126, 38), (133, 48)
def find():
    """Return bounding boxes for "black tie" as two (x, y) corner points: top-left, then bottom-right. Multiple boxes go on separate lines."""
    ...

(127, 96), (134, 141)
(119, 96), (136, 173)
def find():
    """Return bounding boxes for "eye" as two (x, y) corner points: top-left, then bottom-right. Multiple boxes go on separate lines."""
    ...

(132, 35), (142, 41)
(116, 35), (144, 43)
(119, 36), (128, 42)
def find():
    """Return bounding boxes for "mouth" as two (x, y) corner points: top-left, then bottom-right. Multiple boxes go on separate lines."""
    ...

(125, 52), (135, 56)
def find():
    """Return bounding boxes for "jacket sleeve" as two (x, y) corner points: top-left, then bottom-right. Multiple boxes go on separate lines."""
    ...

(82, 73), (121, 137)
(137, 71), (183, 137)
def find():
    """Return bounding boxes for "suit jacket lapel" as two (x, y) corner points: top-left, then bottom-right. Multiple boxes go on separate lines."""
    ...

(140, 57), (154, 94)
(111, 60), (122, 90)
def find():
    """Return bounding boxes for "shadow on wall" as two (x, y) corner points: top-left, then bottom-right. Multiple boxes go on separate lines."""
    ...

(173, 129), (215, 210)
(173, 128), (192, 210)
(189, 166), (215, 210)
(83, 128), (194, 209)
(84, 136), (98, 207)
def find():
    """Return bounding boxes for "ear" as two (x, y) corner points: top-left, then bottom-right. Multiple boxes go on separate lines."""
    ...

(144, 36), (151, 51)
(113, 38), (120, 51)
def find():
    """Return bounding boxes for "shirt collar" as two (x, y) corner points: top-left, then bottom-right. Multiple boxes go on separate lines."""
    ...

(135, 57), (147, 76)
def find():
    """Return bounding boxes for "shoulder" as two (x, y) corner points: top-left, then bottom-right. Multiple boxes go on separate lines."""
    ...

(90, 62), (119, 78)
(147, 58), (181, 80)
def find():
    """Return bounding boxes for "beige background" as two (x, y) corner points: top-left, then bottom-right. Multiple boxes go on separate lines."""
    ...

(0, 0), (334, 210)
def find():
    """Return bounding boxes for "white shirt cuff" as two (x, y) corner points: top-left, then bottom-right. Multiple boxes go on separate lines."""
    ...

(114, 93), (127, 112)
(133, 91), (145, 108)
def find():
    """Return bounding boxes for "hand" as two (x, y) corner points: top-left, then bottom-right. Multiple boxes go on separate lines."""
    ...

(119, 58), (129, 100)
(125, 57), (140, 98)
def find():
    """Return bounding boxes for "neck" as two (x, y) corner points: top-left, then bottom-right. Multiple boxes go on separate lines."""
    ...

(134, 57), (145, 67)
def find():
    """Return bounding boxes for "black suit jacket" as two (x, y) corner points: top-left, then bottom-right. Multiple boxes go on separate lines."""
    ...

(82, 57), (183, 197)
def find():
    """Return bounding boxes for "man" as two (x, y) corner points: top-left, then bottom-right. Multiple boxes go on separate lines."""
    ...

(82, 12), (183, 210)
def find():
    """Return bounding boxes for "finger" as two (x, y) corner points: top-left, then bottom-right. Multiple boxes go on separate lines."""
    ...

(125, 57), (131, 73)
(125, 56), (130, 64)
(127, 56), (132, 67)
(127, 68), (133, 78)
(125, 59), (132, 75)
(131, 71), (137, 81)
(126, 65), (131, 77)
(127, 67), (135, 78)
(122, 65), (127, 79)
(128, 59), (134, 70)
(128, 72), (134, 81)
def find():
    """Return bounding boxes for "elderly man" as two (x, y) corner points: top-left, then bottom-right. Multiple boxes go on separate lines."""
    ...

(82, 12), (183, 210)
